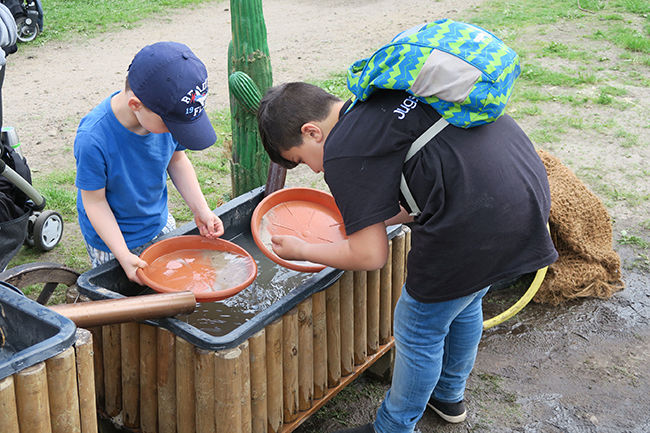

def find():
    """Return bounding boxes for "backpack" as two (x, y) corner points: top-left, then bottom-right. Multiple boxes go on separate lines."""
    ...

(346, 19), (521, 216)
(346, 18), (520, 129)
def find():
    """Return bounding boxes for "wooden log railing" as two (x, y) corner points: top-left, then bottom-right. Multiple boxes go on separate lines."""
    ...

(84, 226), (411, 433)
(0, 329), (97, 433)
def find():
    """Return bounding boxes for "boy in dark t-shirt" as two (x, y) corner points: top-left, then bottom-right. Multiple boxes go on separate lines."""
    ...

(257, 82), (557, 433)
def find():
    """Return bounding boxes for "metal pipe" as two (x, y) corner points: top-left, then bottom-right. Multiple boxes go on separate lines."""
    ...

(49, 291), (197, 328)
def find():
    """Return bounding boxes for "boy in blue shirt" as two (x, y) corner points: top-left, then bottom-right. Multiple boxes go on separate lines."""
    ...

(257, 82), (557, 433)
(74, 42), (223, 285)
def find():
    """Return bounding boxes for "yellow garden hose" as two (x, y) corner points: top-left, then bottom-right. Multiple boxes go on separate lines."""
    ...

(482, 223), (551, 330)
(482, 265), (548, 330)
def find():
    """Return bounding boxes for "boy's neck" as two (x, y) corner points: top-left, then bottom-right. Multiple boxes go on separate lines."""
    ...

(320, 101), (346, 139)
(111, 90), (149, 135)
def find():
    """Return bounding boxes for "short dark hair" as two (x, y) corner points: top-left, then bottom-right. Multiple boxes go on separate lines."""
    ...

(257, 82), (341, 169)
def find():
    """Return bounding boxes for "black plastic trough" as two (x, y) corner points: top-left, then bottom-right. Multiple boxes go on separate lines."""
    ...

(0, 281), (77, 380)
(76, 186), (402, 352)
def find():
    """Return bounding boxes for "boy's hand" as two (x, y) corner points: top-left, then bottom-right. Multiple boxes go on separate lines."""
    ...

(194, 209), (225, 239)
(116, 252), (149, 285)
(271, 222), (389, 271)
(271, 235), (306, 261)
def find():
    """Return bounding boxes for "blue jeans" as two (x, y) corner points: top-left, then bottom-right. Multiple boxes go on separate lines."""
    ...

(374, 285), (489, 433)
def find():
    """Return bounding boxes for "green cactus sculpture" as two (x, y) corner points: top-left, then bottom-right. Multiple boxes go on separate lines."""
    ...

(229, 71), (263, 113)
(228, 0), (273, 198)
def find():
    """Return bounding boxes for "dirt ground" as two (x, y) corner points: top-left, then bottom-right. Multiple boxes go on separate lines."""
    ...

(3, 0), (650, 431)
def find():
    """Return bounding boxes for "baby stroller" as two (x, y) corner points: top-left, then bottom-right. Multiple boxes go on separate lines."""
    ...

(0, 131), (64, 271)
(0, 3), (62, 272)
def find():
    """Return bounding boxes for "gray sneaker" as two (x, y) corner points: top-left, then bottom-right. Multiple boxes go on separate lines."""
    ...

(427, 397), (467, 423)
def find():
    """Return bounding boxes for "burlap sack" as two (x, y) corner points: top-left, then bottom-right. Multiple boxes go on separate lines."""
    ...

(534, 149), (624, 305)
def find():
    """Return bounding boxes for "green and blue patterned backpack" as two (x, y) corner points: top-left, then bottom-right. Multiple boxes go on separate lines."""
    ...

(346, 19), (521, 216)
(346, 19), (520, 129)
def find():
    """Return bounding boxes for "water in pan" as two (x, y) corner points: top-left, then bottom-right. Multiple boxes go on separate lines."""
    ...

(148, 249), (253, 292)
(176, 230), (314, 336)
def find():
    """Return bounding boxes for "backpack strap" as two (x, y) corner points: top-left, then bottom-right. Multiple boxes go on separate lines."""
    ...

(400, 117), (449, 217)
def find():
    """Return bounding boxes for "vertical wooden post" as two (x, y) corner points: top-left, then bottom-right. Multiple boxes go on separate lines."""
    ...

(282, 307), (299, 423)
(102, 324), (122, 417)
(325, 280), (341, 388)
(0, 374), (21, 431)
(339, 271), (354, 376)
(87, 326), (104, 411)
(249, 330), (267, 433)
(195, 348), (215, 433)
(15, 362), (51, 433)
(176, 336), (196, 433)
(366, 268), (381, 355)
(157, 328), (176, 433)
(74, 328), (97, 433)
(0, 376), (19, 431)
(265, 318), (283, 433)
(121, 322), (140, 429)
(380, 239), (394, 345)
(311, 290), (327, 400)
(239, 341), (252, 433)
(215, 347), (243, 433)
(391, 229), (406, 332)
(140, 324), (158, 433)
(298, 298), (313, 411)
(264, 163), (287, 197)
(353, 271), (367, 365)
(46, 346), (81, 433)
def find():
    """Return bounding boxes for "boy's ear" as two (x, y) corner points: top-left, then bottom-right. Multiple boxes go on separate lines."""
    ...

(127, 95), (144, 112)
(301, 123), (323, 142)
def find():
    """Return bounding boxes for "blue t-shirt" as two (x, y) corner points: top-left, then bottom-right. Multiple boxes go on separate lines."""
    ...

(74, 92), (183, 252)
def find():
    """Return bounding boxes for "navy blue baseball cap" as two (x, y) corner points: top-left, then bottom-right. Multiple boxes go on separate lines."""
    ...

(128, 42), (217, 150)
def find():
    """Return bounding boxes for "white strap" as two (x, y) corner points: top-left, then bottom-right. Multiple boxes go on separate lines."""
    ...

(401, 173), (421, 217)
(401, 117), (449, 216)
(405, 117), (449, 162)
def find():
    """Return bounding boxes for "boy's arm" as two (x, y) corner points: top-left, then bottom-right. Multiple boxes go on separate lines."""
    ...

(80, 189), (148, 284)
(271, 222), (389, 271)
(385, 205), (414, 226)
(167, 151), (224, 239)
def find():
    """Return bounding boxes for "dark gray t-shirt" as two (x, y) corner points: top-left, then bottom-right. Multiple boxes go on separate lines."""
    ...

(324, 90), (558, 303)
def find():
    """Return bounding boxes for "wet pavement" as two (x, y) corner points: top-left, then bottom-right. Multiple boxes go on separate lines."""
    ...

(296, 263), (649, 433)
(419, 265), (650, 432)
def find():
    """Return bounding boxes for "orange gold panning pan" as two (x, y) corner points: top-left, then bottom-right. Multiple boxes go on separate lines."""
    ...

(251, 187), (347, 272)
(136, 235), (257, 302)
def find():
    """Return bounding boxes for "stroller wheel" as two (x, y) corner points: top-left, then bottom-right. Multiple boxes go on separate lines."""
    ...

(24, 213), (38, 247)
(15, 15), (40, 43)
(33, 210), (64, 251)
